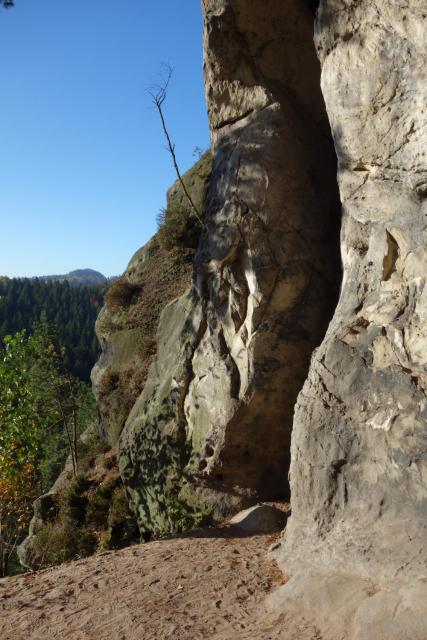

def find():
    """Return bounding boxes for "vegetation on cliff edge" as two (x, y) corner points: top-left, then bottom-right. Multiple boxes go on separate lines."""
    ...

(0, 325), (98, 575)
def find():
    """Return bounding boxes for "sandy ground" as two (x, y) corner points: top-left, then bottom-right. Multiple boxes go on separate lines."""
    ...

(0, 525), (320, 640)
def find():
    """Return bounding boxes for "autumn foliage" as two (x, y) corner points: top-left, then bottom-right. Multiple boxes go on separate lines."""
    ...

(0, 465), (36, 576)
(0, 326), (97, 575)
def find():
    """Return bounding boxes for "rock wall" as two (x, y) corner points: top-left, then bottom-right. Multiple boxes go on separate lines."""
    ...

(92, 152), (211, 446)
(187, 0), (341, 500)
(119, 0), (341, 536)
(21, 6), (427, 634)
(276, 2), (427, 638)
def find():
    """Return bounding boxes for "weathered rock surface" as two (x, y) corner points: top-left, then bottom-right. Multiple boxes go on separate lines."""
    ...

(186, 0), (340, 499)
(277, 2), (427, 637)
(17, 4), (427, 636)
(18, 155), (212, 570)
(119, 0), (341, 536)
(92, 152), (212, 447)
(92, 242), (154, 445)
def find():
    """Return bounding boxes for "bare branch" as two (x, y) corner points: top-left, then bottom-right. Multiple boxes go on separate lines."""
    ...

(150, 65), (204, 226)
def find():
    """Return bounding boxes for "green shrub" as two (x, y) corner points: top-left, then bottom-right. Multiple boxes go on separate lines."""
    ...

(86, 481), (117, 529)
(33, 521), (97, 567)
(136, 334), (156, 360)
(98, 364), (146, 416)
(156, 201), (202, 251)
(77, 434), (110, 473)
(104, 485), (140, 549)
(60, 474), (91, 524)
(97, 368), (120, 397)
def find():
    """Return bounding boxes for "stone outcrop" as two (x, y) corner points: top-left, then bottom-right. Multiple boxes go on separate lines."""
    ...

(18, 156), (212, 570)
(276, 2), (427, 638)
(119, 0), (341, 536)
(92, 152), (212, 447)
(185, 0), (340, 499)
(92, 242), (154, 445)
(18, 450), (77, 570)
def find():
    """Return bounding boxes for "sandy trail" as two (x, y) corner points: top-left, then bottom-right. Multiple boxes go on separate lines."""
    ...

(0, 526), (319, 640)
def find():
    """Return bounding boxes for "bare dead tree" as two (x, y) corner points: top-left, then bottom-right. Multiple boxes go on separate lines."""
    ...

(149, 65), (204, 226)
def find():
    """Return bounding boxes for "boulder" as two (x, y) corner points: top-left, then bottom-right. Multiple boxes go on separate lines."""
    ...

(229, 505), (287, 535)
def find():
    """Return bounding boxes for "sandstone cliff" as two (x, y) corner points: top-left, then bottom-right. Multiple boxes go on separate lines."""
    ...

(18, 154), (212, 569)
(273, 2), (427, 638)
(118, 0), (341, 537)
(117, 2), (427, 636)
(92, 151), (212, 447)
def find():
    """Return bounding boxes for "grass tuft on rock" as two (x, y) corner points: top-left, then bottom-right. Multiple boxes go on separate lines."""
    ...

(105, 279), (142, 313)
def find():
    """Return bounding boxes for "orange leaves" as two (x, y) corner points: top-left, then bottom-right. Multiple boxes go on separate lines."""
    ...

(0, 462), (36, 523)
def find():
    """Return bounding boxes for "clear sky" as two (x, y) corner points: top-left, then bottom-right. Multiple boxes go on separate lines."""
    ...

(0, 0), (210, 277)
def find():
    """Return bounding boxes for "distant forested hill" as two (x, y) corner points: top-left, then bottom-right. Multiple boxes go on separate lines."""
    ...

(0, 277), (103, 381)
(39, 268), (107, 287)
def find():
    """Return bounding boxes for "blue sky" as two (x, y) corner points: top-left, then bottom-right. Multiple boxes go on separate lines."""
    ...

(0, 0), (210, 277)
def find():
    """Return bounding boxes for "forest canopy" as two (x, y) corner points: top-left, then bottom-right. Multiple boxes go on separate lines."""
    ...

(0, 278), (103, 381)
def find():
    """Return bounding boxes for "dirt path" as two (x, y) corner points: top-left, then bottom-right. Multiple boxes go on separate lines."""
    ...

(0, 526), (319, 640)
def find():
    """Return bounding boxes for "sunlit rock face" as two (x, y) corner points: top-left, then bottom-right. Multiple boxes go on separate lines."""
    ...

(187, 0), (341, 500)
(278, 2), (427, 638)
(119, 0), (341, 536)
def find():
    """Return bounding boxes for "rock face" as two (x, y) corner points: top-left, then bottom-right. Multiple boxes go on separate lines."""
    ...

(92, 152), (212, 447)
(18, 155), (212, 571)
(119, 0), (341, 536)
(20, 5), (427, 634)
(92, 242), (154, 445)
(187, 0), (340, 500)
(278, 2), (427, 638)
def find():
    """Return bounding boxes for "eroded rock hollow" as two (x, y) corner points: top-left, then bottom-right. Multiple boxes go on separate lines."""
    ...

(118, 0), (341, 536)
(277, 2), (427, 638)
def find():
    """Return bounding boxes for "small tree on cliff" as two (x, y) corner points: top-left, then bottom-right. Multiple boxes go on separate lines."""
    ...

(150, 65), (204, 226)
